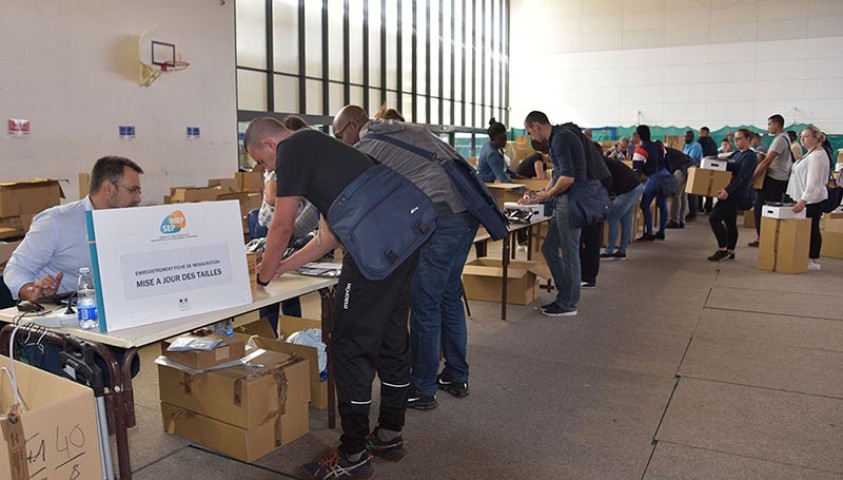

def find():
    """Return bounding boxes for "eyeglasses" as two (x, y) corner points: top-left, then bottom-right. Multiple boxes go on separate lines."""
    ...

(114, 182), (142, 196)
(333, 122), (352, 140)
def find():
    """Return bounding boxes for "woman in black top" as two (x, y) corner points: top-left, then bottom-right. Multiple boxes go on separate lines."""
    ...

(515, 140), (549, 179)
(708, 128), (758, 261)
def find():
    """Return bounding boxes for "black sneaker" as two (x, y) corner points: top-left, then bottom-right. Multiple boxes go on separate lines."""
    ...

(437, 374), (470, 398)
(613, 252), (627, 260)
(748, 240), (759, 247)
(300, 450), (374, 480)
(538, 301), (556, 312)
(407, 387), (438, 410)
(366, 429), (407, 462)
(580, 281), (596, 289)
(599, 251), (615, 259)
(636, 233), (656, 242)
(679, 223), (686, 229)
(655, 232), (666, 240)
(666, 221), (682, 229)
(707, 250), (730, 262)
(727, 253), (735, 260)
(540, 304), (577, 317)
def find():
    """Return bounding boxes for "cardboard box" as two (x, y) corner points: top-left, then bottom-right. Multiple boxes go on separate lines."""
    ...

(758, 217), (810, 273)
(168, 186), (221, 203)
(685, 167), (732, 197)
(208, 178), (238, 194)
(820, 230), (843, 258)
(486, 183), (526, 210)
(236, 171), (264, 193)
(0, 240), (21, 270)
(822, 212), (843, 233)
(276, 316), (328, 410)
(700, 158), (728, 171)
(161, 402), (308, 462)
(218, 191), (263, 217)
(761, 205), (806, 220)
(513, 178), (549, 192)
(1, 356), (102, 480)
(462, 258), (540, 305)
(158, 340), (310, 429)
(162, 335), (247, 370)
(0, 179), (63, 217)
(78, 172), (90, 199)
(743, 210), (756, 230)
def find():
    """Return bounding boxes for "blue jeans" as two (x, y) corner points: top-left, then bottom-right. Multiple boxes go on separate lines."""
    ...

(541, 195), (581, 310)
(410, 212), (479, 396)
(606, 184), (644, 255)
(641, 169), (671, 235)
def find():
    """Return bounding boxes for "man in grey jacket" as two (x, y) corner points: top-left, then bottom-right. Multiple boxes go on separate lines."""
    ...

(333, 105), (479, 416)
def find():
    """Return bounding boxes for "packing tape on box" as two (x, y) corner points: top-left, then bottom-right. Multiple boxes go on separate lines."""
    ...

(1, 405), (30, 480)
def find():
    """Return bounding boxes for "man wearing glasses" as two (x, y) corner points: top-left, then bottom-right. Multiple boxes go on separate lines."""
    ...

(5, 155), (143, 302)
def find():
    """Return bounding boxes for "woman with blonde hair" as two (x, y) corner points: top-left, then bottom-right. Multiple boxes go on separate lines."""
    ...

(788, 125), (830, 271)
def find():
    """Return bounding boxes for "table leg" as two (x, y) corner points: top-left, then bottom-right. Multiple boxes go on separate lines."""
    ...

(527, 224), (534, 261)
(501, 231), (510, 321)
(319, 287), (337, 429)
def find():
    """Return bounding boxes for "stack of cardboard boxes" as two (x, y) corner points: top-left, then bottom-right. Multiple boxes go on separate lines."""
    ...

(757, 206), (810, 274)
(0, 179), (63, 239)
(164, 172), (264, 233)
(159, 335), (311, 462)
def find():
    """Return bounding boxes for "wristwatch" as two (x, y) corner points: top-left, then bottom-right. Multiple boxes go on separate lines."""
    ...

(256, 272), (270, 287)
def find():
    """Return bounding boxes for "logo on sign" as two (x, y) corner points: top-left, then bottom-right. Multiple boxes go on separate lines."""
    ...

(160, 210), (187, 234)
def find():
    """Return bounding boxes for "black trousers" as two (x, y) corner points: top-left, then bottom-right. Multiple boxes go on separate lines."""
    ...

(806, 201), (825, 259)
(333, 253), (417, 455)
(753, 177), (789, 237)
(580, 222), (602, 284)
(688, 194), (699, 217)
(709, 196), (741, 250)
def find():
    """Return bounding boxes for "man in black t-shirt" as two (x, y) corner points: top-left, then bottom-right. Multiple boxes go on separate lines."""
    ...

(244, 117), (416, 479)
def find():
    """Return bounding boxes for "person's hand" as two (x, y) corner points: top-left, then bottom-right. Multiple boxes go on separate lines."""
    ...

(716, 189), (729, 200)
(793, 199), (806, 214)
(518, 191), (544, 205)
(19, 272), (64, 301)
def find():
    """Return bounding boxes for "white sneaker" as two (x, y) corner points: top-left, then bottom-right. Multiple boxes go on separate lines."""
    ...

(808, 261), (821, 271)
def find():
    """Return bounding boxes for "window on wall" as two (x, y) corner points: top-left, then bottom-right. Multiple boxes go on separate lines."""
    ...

(235, 0), (510, 137)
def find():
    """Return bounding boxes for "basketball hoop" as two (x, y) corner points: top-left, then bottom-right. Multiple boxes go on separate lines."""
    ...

(161, 60), (190, 72)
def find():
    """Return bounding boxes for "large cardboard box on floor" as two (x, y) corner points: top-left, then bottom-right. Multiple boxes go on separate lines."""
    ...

(0, 179), (63, 217)
(0, 356), (103, 480)
(823, 212), (843, 233)
(463, 258), (540, 305)
(685, 167), (732, 196)
(158, 339), (310, 429)
(217, 191), (263, 217)
(161, 402), (308, 463)
(820, 230), (843, 259)
(159, 337), (310, 461)
(743, 210), (756, 230)
(758, 217), (810, 273)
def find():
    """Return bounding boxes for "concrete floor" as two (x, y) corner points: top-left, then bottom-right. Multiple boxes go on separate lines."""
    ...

(126, 217), (843, 479)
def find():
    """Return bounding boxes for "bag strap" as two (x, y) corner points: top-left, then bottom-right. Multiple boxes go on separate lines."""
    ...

(365, 132), (439, 162)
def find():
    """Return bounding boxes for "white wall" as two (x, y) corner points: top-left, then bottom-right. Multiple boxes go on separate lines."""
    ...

(510, 0), (843, 132)
(0, 0), (238, 204)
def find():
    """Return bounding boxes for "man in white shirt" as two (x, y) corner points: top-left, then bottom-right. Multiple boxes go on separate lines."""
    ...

(749, 114), (793, 246)
(5, 156), (143, 301)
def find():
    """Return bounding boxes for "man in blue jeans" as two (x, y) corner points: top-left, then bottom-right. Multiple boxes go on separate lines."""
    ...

(334, 105), (480, 412)
(521, 111), (588, 317)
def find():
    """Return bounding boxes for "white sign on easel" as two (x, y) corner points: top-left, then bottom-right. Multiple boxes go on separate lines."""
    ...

(86, 201), (252, 332)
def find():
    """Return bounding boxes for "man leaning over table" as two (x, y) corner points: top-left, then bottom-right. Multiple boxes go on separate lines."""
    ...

(3, 155), (143, 375)
(245, 117), (417, 480)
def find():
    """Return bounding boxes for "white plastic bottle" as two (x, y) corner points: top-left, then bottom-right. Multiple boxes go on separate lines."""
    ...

(77, 267), (99, 330)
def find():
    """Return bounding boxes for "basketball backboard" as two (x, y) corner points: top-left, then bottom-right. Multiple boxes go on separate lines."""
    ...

(138, 28), (188, 86)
